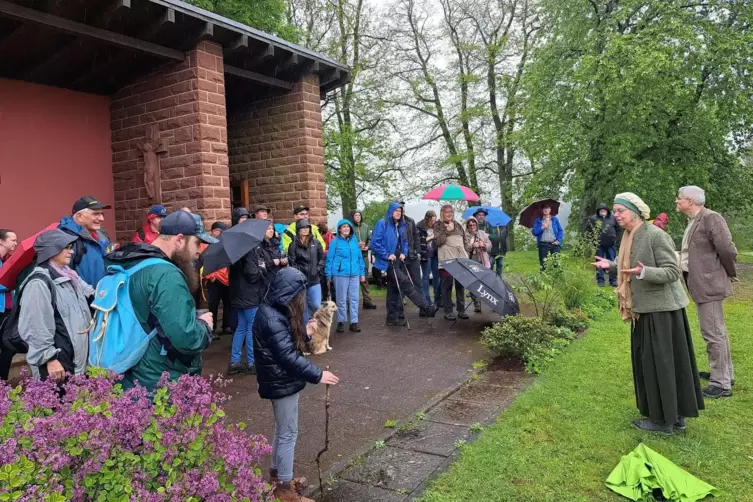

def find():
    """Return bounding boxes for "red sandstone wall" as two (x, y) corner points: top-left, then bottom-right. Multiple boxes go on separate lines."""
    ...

(0, 78), (114, 240)
(110, 41), (230, 243)
(227, 74), (326, 224)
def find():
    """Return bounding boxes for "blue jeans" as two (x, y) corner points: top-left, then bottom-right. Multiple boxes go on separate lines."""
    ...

(596, 245), (617, 286)
(493, 255), (504, 277)
(303, 284), (322, 324)
(271, 392), (299, 482)
(333, 276), (359, 323)
(421, 258), (440, 304)
(231, 307), (257, 365)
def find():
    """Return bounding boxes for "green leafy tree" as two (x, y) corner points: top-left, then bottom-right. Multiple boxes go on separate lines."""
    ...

(520, 0), (753, 229)
(186, 0), (299, 40)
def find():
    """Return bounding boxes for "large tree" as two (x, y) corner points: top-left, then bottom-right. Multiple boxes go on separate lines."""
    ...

(520, 0), (753, 230)
(187, 0), (298, 40)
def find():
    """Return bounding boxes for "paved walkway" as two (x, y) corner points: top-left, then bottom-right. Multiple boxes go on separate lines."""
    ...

(201, 305), (496, 494)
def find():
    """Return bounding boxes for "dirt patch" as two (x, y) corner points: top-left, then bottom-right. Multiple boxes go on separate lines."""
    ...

(486, 357), (526, 373)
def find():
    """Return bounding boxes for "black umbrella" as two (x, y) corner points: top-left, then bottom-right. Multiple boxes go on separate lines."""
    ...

(518, 198), (561, 229)
(202, 219), (271, 275)
(440, 258), (520, 317)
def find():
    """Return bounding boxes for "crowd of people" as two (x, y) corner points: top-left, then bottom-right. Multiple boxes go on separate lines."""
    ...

(0, 183), (741, 496)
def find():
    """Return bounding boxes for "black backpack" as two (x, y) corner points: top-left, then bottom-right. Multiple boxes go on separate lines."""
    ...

(1, 273), (58, 355)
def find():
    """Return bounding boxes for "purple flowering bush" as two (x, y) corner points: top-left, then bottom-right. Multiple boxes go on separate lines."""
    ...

(0, 369), (274, 501)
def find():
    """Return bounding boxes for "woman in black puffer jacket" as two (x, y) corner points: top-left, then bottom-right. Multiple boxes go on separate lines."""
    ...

(253, 267), (339, 501)
(287, 220), (324, 324)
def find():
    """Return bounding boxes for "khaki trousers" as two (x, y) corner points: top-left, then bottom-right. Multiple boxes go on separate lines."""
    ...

(696, 300), (734, 390)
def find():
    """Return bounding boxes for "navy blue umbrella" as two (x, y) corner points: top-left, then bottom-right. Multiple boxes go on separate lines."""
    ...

(440, 258), (520, 317)
(201, 219), (271, 275)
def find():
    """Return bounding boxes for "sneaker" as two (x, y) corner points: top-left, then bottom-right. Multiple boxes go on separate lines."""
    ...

(457, 312), (470, 320)
(245, 364), (257, 375)
(212, 333), (221, 341)
(702, 385), (732, 399)
(386, 318), (408, 326)
(349, 323), (361, 332)
(699, 372), (735, 386)
(363, 302), (377, 310)
(336, 322), (344, 333)
(674, 416), (687, 431)
(227, 362), (246, 375)
(631, 419), (673, 436)
(444, 313), (456, 321)
(223, 327), (233, 335)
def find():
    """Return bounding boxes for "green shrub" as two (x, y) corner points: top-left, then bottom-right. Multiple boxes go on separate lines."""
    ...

(560, 269), (595, 310)
(510, 272), (562, 320)
(581, 287), (617, 319)
(481, 316), (574, 373)
(550, 308), (591, 332)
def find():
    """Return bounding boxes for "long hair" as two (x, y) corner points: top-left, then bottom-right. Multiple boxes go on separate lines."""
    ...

(287, 291), (308, 353)
(440, 204), (454, 222)
(423, 210), (436, 228)
(297, 229), (312, 247)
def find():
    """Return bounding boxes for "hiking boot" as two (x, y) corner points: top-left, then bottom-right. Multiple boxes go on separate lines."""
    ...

(702, 385), (732, 399)
(386, 318), (407, 326)
(245, 364), (257, 375)
(421, 304), (438, 318)
(212, 333), (221, 341)
(269, 470), (308, 494)
(336, 322), (344, 333)
(631, 419), (673, 436)
(699, 372), (735, 386)
(223, 327), (234, 335)
(349, 323), (361, 332)
(444, 312), (456, 321)
(363, 302), (377, 310)
(274, 482), (314, 502)
(674, 416), (687, 431)
(457, 312), (470, 320)
(227, 362), (246, 375)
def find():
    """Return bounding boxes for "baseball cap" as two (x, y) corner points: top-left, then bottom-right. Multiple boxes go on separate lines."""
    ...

(211, 221), (229, 231)
(473, 208), (488, 216)
(72, 196), (112, 214)
(160, 210), (218, 244)
(149, 205), (168, 217)
(293, 205), (310, 215)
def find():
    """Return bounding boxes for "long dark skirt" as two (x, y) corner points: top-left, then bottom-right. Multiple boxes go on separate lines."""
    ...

(631, 309), (704, 426)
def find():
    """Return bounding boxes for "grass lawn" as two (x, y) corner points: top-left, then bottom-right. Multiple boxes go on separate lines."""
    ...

(419, 251), (753, 502)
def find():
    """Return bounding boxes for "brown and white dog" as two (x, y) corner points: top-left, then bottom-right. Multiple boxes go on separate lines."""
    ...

(309, 301), (338, 355)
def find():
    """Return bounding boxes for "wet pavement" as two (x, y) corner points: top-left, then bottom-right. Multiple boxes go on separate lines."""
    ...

(201, 304), (496, 491)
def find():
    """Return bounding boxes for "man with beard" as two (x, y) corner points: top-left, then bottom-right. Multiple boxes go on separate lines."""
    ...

(105, 210), (217, 392)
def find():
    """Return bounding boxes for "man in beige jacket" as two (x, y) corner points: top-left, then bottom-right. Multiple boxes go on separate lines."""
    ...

(676, 186), (738, 399)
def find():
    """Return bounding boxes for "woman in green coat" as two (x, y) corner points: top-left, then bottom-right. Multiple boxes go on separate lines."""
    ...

(594, 192), (704, 435)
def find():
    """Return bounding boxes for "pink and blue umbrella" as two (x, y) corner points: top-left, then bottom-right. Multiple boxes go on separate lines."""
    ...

(423, 184), (480, 202)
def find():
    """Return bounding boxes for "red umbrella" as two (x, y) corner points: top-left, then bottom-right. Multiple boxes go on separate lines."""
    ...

(0, 223), (58, 289)
(518, 198), (561, 229)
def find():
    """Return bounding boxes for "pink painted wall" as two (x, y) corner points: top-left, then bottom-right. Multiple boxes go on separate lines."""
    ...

(0, 78), (114, 240)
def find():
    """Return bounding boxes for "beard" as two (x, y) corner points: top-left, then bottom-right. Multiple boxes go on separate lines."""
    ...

(171, 245), (200, 294)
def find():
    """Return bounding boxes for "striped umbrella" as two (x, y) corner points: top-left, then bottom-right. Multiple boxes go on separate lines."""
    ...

(423, 184), (480, 202)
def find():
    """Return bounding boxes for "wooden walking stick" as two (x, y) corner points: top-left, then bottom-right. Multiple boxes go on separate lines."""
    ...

(316, 365), (331, 499)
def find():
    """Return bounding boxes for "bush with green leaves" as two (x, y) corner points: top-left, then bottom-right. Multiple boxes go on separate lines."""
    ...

(559, 268), (596, 311)
(550, 308), (591, 332)
(581, 287), (618, 319)
(481, 316), (575, 373)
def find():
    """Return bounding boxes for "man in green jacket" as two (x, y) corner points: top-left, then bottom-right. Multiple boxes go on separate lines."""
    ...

(352, 210), (377, 309)
(281, 205), (326, 252)
(108, 210), (217, 392)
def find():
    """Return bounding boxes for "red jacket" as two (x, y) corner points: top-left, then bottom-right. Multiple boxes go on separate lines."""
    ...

(652, 213), (669, 231)
(131, 216), (160, 244)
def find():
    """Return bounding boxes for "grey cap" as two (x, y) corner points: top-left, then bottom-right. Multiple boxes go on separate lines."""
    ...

(34, 229), (79, 264)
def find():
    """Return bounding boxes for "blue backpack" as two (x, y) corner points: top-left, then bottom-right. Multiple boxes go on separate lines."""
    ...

(88, 258), (167, 373)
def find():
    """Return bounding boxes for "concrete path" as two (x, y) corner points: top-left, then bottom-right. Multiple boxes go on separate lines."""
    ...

(201, 305), (494, 491)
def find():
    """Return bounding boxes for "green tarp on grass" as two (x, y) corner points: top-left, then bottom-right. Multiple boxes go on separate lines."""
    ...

(606, 443), (720, 501)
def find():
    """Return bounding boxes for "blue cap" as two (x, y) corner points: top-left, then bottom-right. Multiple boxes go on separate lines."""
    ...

(160, 210), (218, 244)
(149, 205), (168, 217)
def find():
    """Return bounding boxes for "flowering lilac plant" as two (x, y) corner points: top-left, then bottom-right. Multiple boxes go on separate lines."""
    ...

(0, 369), (274, 501)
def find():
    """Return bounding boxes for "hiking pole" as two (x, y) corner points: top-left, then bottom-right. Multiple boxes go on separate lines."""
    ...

(392, 263), (411, 331)
(316, 365), (331, 499)
(402, 260), (433, 327)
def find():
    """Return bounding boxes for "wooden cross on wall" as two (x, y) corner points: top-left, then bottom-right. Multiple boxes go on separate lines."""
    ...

(137, 124), (168, 203)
